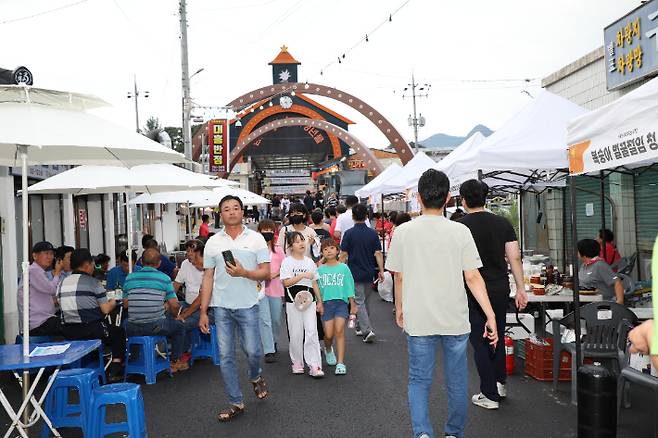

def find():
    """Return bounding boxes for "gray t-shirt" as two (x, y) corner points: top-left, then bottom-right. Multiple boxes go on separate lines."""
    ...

(579, 259), (618, 300)
(386, 215), (482, 336)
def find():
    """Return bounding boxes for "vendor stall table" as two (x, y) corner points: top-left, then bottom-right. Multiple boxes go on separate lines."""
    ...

(0, 340), (101, 438)
(526, 291), (602, 338)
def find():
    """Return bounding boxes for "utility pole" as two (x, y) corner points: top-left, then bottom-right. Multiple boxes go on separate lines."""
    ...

(127, 75), (149, 133)
(179, 0), (192, 160)
(401, 72), (430, 153)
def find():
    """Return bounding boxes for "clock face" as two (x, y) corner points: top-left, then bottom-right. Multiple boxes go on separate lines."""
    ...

(280, 96), (293, 109)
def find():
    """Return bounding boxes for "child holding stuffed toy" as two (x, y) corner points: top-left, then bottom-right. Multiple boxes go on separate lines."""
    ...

(280, 231), (325, 378)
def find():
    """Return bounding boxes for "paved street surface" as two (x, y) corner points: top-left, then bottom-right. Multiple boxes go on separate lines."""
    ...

(0, 297), (653, 437)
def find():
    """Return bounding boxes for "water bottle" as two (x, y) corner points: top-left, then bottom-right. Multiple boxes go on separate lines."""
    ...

(348, 314), (356, 329)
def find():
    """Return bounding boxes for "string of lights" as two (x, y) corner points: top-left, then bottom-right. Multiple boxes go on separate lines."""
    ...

(317, 0), (413, 77)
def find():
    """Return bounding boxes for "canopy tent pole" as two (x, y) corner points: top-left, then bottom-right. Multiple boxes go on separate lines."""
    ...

(381, 194), (386, 259)
(126, 192), (133, 273)
(599, 171), (607, 263)
(568, 175), (583, 369)
(19, 146), (31, 422)
(518, 190), (524, 252)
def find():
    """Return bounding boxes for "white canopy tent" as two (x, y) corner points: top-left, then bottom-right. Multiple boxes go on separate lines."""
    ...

(378, 151), (436, 194)
(567, 75), (658, 175)
(434, 132), (486, 194)
(354, 163), (402, 199)
(0, 85), (187, 411)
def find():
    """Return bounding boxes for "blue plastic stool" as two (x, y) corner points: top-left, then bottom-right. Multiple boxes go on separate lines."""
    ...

(190, 326), (220, 366)
(124, 336), (171, 384)
(88, 383), (148, 437)
(41, 368), (99, 438)
(66, 343), (107, 385)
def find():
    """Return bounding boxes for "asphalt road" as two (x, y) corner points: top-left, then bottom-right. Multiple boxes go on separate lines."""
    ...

(1, 296), (654, 437)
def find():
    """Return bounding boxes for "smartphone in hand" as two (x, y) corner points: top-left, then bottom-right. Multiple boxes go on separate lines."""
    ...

(222, 250), (236, 266)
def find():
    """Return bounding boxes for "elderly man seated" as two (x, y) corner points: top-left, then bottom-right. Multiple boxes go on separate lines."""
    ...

(17, 241), (64, 336)
(173, 240), (214, 359)
(136, 236), (177, 279)
(124, 248), (188, 373)
(58, 248), (126, 382)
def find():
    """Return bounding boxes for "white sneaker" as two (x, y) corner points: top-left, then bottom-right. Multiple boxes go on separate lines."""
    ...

(471, 393), (499, 410)
(497, 382), (507, 398)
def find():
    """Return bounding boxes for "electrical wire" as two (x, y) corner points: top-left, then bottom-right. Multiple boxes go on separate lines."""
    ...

(0, 0), (91, 25)
(252, 0), (305, 42)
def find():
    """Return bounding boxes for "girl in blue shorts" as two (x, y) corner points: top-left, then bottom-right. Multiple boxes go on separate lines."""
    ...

(317, 238), (357, 375)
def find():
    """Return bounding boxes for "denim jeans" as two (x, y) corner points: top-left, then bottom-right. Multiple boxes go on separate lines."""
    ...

(407, 333), (469, 438)
(259, 296), (283, 355)
(214, 305), (263, 405)
(125, 317), (186, 361)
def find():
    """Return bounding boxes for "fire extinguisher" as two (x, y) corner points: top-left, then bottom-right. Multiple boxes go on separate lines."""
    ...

(505, 335), (515, 375)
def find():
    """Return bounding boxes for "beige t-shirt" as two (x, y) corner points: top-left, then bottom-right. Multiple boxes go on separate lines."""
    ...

(385, 215), (482, 336)
(277, 225), (318, 259)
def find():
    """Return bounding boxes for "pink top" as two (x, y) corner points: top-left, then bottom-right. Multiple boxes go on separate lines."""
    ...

(265, 246), (285, 297)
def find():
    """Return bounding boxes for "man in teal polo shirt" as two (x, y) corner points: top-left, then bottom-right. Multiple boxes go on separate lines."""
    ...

(199, 195), (271, 422)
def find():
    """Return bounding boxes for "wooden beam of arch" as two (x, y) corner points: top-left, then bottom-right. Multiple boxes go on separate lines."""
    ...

(231, 117), (384, 176)
(227, 82), (413, 165)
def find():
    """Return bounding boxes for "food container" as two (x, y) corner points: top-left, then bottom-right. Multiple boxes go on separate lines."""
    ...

(530, 275), (542, 285)
(532, 285), (546, 295)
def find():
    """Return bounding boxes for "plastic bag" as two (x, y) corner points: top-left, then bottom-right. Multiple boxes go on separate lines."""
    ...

(377, 271), (393, 302)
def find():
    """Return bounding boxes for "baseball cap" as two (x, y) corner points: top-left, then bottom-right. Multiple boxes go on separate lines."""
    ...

(32, 241), (54, 253)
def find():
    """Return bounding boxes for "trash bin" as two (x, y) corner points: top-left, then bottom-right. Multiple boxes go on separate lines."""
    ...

(577, 363), (617, 438)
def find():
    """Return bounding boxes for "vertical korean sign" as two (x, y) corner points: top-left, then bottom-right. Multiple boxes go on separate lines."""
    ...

(208, 119), (228, 174)
(604, 0), (658, 91)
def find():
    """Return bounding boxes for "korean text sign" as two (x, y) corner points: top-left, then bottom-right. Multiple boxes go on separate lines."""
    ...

(604, 0), (658, 91)
(208, 119), (228, 174)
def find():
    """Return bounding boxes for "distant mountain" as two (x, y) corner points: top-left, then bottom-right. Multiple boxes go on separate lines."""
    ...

(419, 124), (493, 149)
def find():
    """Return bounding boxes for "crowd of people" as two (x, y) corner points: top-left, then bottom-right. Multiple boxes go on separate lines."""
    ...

(15, 173), (653, 438)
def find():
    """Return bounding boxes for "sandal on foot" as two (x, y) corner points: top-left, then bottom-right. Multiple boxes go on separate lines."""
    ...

(335, 363), (347, 375)
(217, 404), (244, 422)
(251, 376), (269, 399)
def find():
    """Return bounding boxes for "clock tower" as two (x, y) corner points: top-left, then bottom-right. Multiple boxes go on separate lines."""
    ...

(269, 45), (300, 85)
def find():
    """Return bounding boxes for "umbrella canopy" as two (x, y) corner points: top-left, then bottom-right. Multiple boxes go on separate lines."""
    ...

(354, 163), (402, 199)
(379, 151), (436, 194)
(568, 75), (658, 174)
(0, 87), (186, 167)
(26, 164), (234, 195)
(190, 187), (270, 207)
(129, 189), (219, 205)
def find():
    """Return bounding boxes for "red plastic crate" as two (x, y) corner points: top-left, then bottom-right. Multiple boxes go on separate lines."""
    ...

(524, 338), (572, 381)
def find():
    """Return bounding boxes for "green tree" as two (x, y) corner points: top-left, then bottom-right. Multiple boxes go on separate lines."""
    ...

(164, 127), (184, 153)
(144, 116), (161, 132)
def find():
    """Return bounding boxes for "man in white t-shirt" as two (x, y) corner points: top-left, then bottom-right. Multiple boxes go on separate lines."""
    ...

(386, 169), (498, 438)
(333, 195), (370, 241)
(174, 240), (213, 354)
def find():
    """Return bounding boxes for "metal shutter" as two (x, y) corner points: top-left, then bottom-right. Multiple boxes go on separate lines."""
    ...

(634, 169), (658, 252)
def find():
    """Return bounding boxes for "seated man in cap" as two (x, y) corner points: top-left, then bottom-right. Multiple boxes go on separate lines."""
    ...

(124, 248), (188, 372)
(17, 241), (64, 336)
(58, 249), (126, 381)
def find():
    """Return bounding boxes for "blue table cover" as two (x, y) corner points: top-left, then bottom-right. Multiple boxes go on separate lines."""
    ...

(0, 340), (101, 372)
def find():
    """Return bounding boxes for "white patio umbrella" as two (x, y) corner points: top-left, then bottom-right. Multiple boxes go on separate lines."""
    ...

(27, 164), (230, 271)
(190, 186), (270, 207)
(0, 85), (187, 362)
(129, 189), (218, 205)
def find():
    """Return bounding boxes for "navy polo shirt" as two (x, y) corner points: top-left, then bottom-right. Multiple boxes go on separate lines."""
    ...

(340, 223), (381, 283)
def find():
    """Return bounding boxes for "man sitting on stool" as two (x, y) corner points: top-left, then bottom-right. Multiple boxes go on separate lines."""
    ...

(124, 248), (188, 373)
(58, 248), (125, 382)
(174, 240), (214, 359)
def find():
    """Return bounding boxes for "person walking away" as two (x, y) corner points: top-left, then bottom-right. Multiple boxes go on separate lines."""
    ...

(310, 209), (332, 239)
(173, 240), (213, 360)
(123, 248), (188, 373)
(199, 214), (211, 239)
(304, 190), (315, 213)
(331, 205), (346, 243)
(339, 203), (384, 343)
(317, 238), (357, 374)
(326, 192), (338, 209)
(577, 239), (625, 304)
(17, 241), (63, 336)
(58, 249), (126, 381)
(280, 231), (325, 378)
(386, 169), (498, 438)
(281, 196), (290, 217)
(324, 206), (336, 226)
(333, 195), (371, 241)
(198, 195), (271, 422)
(315, 190), (325, 210)
(257, 219), (285, 363)
(459, 179), (528, 409)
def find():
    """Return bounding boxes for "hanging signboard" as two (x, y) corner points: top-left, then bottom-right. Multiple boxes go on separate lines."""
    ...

(263, 176), (312, 186)
(264, 169), (309, 177)
(604, 0), (658, 91)
(208, 119), (228, 174)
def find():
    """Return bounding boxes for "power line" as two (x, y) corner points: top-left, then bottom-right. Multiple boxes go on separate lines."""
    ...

(252, 0), (305, 42)
(317, 0), (413, 78)
(0, 0), (91, 25)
